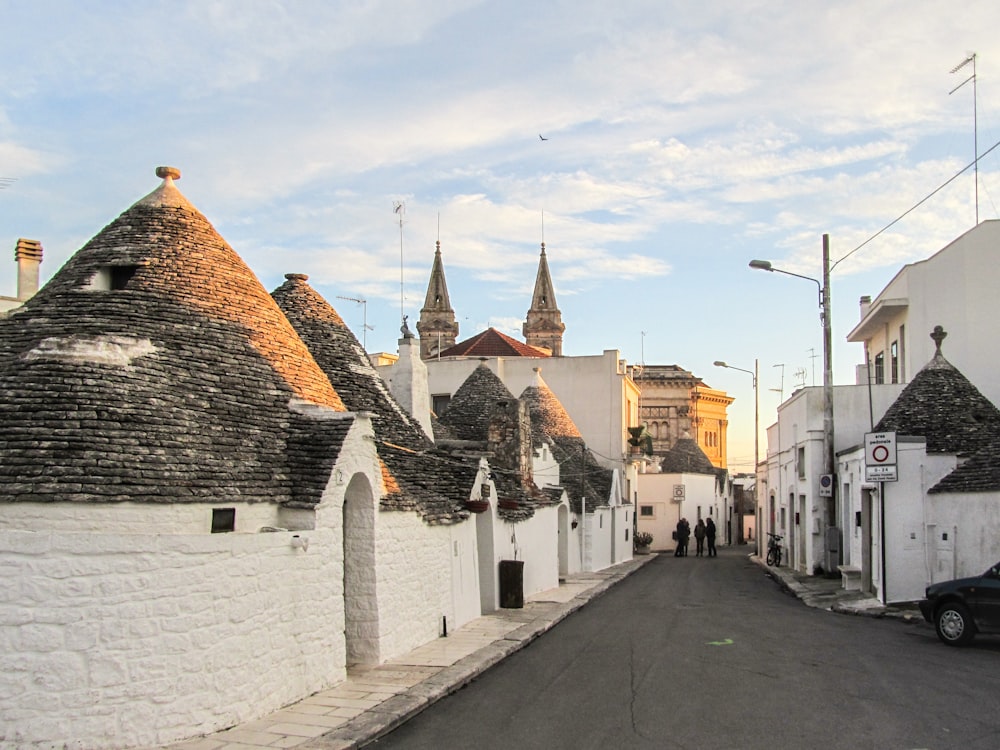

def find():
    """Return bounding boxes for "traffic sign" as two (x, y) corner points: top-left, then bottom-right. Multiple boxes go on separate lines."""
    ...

(864, 431), (897, 482)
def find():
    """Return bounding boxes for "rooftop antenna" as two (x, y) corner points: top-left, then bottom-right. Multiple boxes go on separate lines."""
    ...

(771, 363), (785, 401)
(793, 367), (807, 390)
(807, 347), (818, 386)
(950, 52), (979, 225)
(336, 296), (373, 350)
(393, 201), (406, 323)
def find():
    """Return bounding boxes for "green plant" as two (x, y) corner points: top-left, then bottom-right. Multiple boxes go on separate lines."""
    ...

(634, 531), (653, 547)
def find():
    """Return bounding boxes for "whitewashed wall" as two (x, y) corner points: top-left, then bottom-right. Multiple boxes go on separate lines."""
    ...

(0, 527), (345, 750)
(928, 492), (1000, 582)
(374, 510), (479, 658)
(493, 506), (560, 599)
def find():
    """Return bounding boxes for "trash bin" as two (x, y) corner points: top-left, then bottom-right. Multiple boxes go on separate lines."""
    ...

(499, 560), (524, 609)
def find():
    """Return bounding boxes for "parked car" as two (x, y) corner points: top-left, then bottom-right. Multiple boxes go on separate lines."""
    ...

(919, 561), (1000, 646)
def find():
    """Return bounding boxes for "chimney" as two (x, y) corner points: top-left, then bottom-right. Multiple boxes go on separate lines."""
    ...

(15, 238), (42, 301)
(859, 295), (872, 319)
(387, 330), (434, 440)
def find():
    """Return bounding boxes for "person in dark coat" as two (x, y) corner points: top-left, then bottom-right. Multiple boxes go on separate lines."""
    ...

(674, 518), (685, 557)
(694, 518), (706, 556)
(676, 517), (690, 556)
(706, 517), (717, 557)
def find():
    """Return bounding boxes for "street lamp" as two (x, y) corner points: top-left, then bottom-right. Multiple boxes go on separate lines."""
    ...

(714, 358), (758, 547)
(750, 234), (836, 541)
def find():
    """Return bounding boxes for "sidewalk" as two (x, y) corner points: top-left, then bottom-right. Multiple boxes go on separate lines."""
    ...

(165, 555), (657, 750)
(750, 553), (925, 623)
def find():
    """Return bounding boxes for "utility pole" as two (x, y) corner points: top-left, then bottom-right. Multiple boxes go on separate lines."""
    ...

(822, 234), (836, 532)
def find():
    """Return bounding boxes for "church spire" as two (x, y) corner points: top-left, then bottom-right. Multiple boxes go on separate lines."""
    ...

(416, 240), (460, 359)
(523, 242), (565, 356)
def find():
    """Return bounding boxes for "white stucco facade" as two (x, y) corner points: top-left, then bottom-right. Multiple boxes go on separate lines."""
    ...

(636, 472), (723, 552)
(838, 435), (1000, 604)
(847, 220), (1000, 404)
(759, 383), (903, 575)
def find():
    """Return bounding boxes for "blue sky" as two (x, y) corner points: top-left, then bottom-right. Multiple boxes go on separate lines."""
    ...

(3, 1), (1000, 470)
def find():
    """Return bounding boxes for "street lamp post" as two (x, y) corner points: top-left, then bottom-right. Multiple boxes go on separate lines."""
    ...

(713, 358), (758, 547)
(750, 235), (836, 547)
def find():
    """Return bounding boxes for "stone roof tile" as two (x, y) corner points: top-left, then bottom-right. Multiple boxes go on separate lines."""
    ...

(271, 274), (470, 523)
(0, 168), (348, 506)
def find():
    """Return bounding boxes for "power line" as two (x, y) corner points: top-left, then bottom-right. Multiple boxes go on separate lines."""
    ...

(832, 136), (1000, 271)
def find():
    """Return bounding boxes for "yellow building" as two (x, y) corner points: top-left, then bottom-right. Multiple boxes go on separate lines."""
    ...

(632, 365), (733, 470)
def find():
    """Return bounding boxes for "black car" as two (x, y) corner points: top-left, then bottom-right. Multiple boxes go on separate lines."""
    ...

(919, 561), (1000, 646)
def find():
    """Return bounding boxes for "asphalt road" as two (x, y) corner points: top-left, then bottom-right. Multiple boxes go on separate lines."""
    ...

(371, 546), (1000, 750)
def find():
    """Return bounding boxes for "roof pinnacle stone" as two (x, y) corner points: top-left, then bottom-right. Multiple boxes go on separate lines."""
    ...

(155, 166), (181, 181)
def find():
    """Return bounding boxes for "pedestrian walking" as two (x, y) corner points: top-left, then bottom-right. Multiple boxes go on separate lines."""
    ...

(674, 518), (685, 557)
(706, 517), (717, 557)
(694, 519), (706, 556)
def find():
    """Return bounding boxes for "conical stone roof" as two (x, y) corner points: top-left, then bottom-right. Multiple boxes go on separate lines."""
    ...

(520, 369), (612, 510)
(0, 167), (348, 506)
(659, 437), (717, 474)
(874, 327), (1000, 456)
(272, 273), (471, 523)
(437, 362), (517, 441)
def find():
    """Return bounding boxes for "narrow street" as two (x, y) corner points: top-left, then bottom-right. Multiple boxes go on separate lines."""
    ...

(371, 547), (1000, 750)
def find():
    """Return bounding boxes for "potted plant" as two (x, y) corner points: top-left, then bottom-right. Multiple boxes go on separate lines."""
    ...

(634, 531), (653, 554)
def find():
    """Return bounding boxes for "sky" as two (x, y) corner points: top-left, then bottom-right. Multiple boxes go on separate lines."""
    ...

(3, 1), (1000, 471)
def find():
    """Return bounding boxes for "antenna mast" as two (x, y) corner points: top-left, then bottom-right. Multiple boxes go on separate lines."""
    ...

(950, 52), (979, 225)
(394, 201), (406, 322)
(336, 295), (373, 350)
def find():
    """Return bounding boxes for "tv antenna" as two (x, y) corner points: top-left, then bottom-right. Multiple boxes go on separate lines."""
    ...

(770, 363), (785, 401)
(950, 52), (979, 225)
(393, 201), (406, 323)
(793, 367), (807, 390)
(336, 295), (374, 350)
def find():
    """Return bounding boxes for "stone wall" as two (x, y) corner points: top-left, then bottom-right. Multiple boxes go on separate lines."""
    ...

(0, 527), (346, 749)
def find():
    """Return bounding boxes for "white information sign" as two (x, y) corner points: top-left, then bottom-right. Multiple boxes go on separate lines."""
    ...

(864, 431), (898, 482)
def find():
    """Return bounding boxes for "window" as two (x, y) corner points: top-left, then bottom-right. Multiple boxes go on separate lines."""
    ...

(212, 508), (235, 533)
(87, 264), (140, 291)
(890, 341), (899, 384)
(640, 505), (654, 517)
(873, 352), (885, 384)
(432, 394), (451, 416)
(797, 446), (806, 479)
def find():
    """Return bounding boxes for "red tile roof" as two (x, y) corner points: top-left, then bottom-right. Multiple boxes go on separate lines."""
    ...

(437, 328), (550, 358)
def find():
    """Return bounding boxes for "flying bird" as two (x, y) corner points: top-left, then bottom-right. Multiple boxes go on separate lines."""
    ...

(539, 134), (548, 141)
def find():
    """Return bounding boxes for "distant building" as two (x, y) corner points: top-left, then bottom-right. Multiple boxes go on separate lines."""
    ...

(632, 364), (734, 469)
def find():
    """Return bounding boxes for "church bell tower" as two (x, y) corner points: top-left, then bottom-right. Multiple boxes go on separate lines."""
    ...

(523, 242), (565, 356)
(416, 241), (459, 359)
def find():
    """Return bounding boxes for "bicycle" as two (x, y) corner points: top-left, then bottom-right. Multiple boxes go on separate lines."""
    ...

(766, 532), (783, 567)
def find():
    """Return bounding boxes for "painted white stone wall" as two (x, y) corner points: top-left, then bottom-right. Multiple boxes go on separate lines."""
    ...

(0, 527), (345, 750)
(928, 491), (1000, 582)
(492, 506), (559, 599)
(374, 510), (479, 659)
(0, 414), (394, 749)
